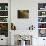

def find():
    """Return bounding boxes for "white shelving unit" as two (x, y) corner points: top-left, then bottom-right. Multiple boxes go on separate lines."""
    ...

(0, 2), (9, 45)
(38, 3), (46, 37)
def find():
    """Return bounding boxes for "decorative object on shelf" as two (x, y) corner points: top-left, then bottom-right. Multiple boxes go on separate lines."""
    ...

(38, 11), (46, 16)
(42, 12), (45, 15)
(40, 8), (44, 10)
(0, 6), (1, 10)
(0, 11), (8, 16)
(38, 17), (43, 22)
(45, 6), (46, 9)
(5, 6), (8, 10)
(38, 23), (46, 28)
(18, 10), (29, 18)
(0, 17), (8, 22)
(11, 23), (16, 30)
(0, 23), (8, 37)
(0, 23), (8, 30)
(0, 3), (8, 10)
(29, 25), (35, 30)
(39, 29), (46, 37)
(38, 3), (46, 10)
(38, 17), (46, 22)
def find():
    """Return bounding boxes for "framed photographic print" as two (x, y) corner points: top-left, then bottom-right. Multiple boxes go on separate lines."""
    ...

(18, 10), (29, 19)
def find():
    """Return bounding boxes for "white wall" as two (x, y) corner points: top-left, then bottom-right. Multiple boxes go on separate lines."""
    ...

(11, 0), (38, 45)
(11, 0), (46, 46)
(11, 0), (38, 30)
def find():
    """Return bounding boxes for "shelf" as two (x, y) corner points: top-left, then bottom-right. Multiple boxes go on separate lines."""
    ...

(38, 28), (46, 29)
(0, 10), (8, 11)
(38, 10), (46, 11)
(0, 16), (8, 17)
(0, 22), (8, 23)
(38, 22), (46, 23)
(38, 16), (46, 17)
